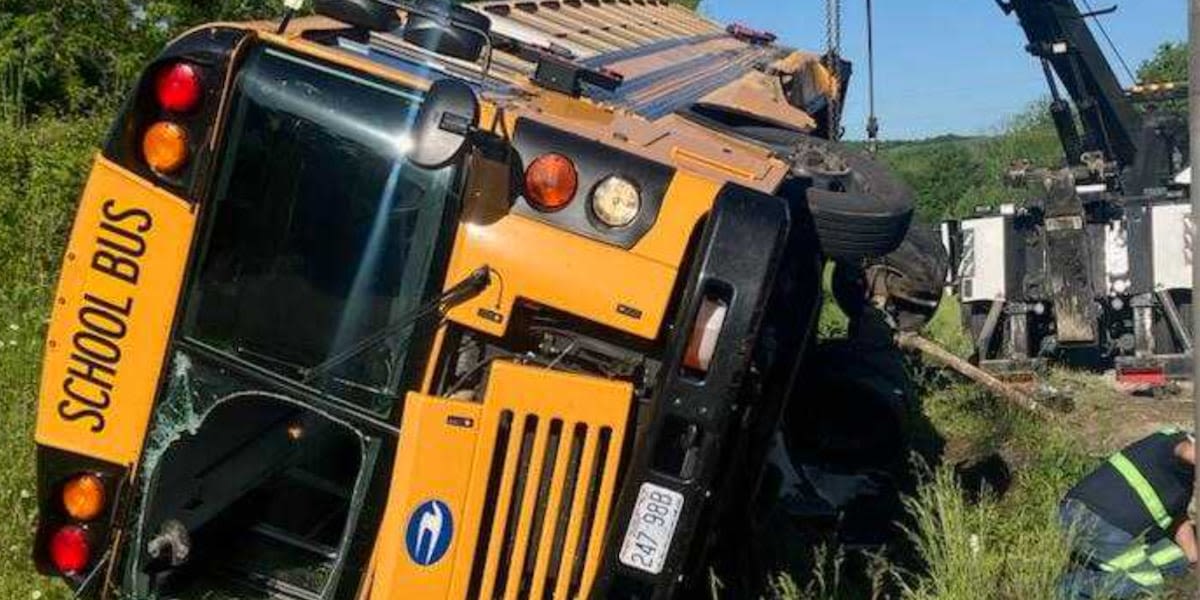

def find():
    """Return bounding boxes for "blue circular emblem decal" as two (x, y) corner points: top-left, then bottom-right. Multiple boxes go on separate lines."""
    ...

(405, 499), (453, 566)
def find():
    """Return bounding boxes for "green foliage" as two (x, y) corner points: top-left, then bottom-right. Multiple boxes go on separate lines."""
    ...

(0, 0), (281, 119)
(1136, 41), (1187, 118)
(884, 141), (987, 221)
(878, 42), (1190, 223)
(924, 295), (972, 358)
(0, 115), (107, 600)
(1137, 41), (1187, 84)
(879, 102), (1062, 221)
(895, 463), (1074, 600)
(0, 1), (143, 118)
(817, 264), (849, 340)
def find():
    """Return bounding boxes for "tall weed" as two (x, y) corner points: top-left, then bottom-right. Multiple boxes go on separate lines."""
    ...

(0, 115), (106, 599)
(895, 463), (1073, 600)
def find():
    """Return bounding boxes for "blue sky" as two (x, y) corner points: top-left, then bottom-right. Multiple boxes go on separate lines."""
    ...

(701, 0), (1187, 140)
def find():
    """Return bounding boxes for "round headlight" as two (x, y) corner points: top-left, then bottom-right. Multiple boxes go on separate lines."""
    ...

(590, 176), (641, 228)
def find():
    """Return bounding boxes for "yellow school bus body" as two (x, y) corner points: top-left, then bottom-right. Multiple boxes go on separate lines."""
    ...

(32, 4), (843, 598)
(35, 158), (197, 466)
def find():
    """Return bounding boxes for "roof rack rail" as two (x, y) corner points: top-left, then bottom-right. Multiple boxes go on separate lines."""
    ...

(491, 32), (625, 95)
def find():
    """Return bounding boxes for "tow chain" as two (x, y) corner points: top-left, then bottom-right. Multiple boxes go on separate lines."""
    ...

(824, 0), (843, 140)
(866, 0), (879, 154)
(825, 0), (841, 58)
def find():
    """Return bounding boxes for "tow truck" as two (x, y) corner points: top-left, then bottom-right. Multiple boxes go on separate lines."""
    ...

(947, 0), (1191, 383)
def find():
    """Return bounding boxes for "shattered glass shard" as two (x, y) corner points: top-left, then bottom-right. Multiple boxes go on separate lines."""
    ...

(140, 353), (204, 477)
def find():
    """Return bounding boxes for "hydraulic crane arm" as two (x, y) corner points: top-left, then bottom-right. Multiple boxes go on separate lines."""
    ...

(998, 0), (1142, 174)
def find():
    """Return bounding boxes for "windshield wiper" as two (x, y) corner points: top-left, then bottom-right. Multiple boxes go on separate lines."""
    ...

(302, 265), (492, 384)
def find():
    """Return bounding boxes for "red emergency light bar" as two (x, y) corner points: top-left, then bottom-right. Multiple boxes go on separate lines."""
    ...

(727, 23), (777, 45)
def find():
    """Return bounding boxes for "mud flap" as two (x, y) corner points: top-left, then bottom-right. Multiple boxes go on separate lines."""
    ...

(592, 184), (789, 599)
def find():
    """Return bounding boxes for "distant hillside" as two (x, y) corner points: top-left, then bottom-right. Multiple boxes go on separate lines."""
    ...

(857, 105), (1062, 222)
(863, 41), (1188, 223)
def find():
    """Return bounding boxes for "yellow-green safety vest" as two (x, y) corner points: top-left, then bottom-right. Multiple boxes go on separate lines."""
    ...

(1098, 430), (1191, 585)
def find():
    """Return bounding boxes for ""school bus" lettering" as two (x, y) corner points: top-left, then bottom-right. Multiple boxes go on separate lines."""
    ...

(57, 200), (153, 432)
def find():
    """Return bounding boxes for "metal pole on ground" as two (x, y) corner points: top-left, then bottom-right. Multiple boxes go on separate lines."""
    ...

(1190, 0), (1200, 595)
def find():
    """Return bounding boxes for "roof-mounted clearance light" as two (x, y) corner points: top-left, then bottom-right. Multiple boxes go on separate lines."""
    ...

(727, 23), (777, 45)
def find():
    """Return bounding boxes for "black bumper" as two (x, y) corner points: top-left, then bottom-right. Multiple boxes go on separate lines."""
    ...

(592, 183), (792, 599)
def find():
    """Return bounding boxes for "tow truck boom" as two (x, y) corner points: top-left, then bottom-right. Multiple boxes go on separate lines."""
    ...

(999, 0), (1187, 193)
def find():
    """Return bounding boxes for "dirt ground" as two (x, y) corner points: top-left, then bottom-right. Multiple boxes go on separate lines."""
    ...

(1048, 370), (1195, 453)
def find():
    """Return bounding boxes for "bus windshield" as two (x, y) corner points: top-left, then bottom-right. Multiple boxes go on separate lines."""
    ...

(180, 45), (455, 412)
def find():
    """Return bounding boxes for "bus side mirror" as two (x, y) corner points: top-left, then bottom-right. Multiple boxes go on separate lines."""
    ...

(409, 79), (480, 169)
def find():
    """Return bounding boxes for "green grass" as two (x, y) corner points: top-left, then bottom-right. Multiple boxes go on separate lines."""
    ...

(768, 378), (1103, 600)
(924, 295), (972, 358)
(0, 115), (106, 599)
(816, 264), (850, 339)
(898, 390), (1093, 600)
(783, 290), (1154, 600)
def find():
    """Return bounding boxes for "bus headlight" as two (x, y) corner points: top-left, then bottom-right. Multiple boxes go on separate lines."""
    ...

(590, 175), (641, 228)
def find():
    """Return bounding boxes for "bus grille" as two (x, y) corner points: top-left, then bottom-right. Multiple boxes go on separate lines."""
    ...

(465, 363), (630, 600)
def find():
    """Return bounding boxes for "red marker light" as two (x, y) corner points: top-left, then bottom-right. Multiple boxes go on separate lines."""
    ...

(155, 62), (202, 113)
(49, 526), (90, 574)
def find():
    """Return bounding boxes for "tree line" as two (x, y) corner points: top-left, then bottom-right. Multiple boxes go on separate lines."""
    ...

(0, 0), (286, 120)
(881, 41), (1188, 222)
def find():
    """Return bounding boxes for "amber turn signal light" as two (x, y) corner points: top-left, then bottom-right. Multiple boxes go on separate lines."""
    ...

(524, 153), (578, 212)
(62, 473), (106, 521)
(143, 121), (189, 174)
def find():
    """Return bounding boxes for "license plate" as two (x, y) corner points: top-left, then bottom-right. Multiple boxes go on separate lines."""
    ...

(618, 483), (684, 574)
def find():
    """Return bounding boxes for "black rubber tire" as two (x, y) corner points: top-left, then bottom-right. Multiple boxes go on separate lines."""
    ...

(800, 137), (915, 261)
(832, 224), (950, 332)
(681, 113), (916, 260)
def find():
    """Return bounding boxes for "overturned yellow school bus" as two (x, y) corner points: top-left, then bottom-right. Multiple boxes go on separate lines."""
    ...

(32, 1), (916, 598)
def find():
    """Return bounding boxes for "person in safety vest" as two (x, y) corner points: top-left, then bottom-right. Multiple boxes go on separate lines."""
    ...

(1060, 429), (1197, 598)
